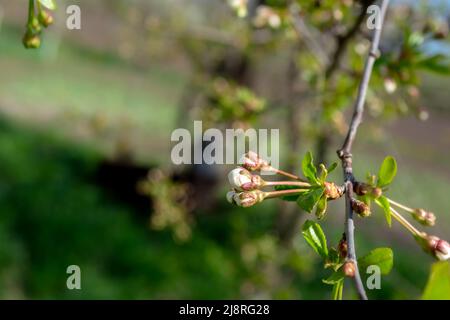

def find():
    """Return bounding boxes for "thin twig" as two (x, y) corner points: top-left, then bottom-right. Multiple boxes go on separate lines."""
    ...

(337, 0), (390, 300)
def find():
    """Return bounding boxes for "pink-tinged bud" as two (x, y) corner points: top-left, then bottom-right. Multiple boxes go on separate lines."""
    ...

(343, 261), (356, 278)
(338, 238), (348, 259)
(240, 151), (269, 172)
(233, 190), (265, 208)
(413, 209), (436, 227)
(425, 235), (450, 261)
(228, 167), (263, 191)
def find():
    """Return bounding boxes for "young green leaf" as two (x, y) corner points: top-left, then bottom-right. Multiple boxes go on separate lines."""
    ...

(297, 187), (324, 213)
(327, 162), (338, 174)
(323, 269), (344, 285)
(315, 194), (328, 220)
(302, 152), (319, 184)
(39, 0), (56, 10)
(302, 220), (328, 259)
(318, 164), (328, 183)
(422, 261), (450, 300)
(375, 195), (392, 227)
(358, 247), (394, 275)
(377, 156), (397, 188)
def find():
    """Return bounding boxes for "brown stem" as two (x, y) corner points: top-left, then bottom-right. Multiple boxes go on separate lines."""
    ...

(337, 0), (390, 300)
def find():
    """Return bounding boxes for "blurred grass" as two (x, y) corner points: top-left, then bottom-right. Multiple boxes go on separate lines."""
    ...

(0, 25), (187, 165)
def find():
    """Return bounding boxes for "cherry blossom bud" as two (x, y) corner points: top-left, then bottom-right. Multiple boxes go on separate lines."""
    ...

(228, 167), (263, 191)
(240, 151), (269, 172)
(233, 190), (266, 208)
(343, 261), (356, 278)
(351, 199), (371, 217)
(324, 182), (343, 200)
(353, 182), (370, 196)
(413, 208), (436, 227)
(426, 235), (450, 261)
(23, 32), (41, 49)
(338, 238), (348, 259)
(371, 187), (382, 199)
(384, 78), (397, 94)
(38, 11), (54, 28)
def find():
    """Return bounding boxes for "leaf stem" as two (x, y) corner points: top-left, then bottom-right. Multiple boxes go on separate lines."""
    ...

(268, 167), (308, 182)
(387, 198), (414, 213)
(389, 207), (422, 237)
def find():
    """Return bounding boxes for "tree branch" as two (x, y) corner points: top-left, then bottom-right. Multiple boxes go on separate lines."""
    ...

(326, 0), (376, 79)
(337, 0), (390, 300)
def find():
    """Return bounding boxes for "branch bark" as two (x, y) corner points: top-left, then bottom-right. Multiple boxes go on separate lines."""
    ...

(337, 0), (390, 300)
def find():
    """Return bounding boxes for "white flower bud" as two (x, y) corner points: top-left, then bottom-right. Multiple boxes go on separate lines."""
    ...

(426, 235), (450, 261)
(240, 151), (268, 172)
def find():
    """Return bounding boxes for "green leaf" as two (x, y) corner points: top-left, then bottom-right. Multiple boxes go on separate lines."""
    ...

(375, 195), (392, 227)
(324, 248), (342, 271)
(318, 164), (328, 183)
(358, 248), (394, 275)
(417, 54), (450, 75)
(302, 220), (328, 259)
(422, 261), (450, 300)
(274, 185), (301, 202)
(302, 152), (319, 184)
(323, 269), (344, 285)
(331, 280), (344, 300)
(377, 156), (397, 188)
(39, 0), (56, 10)
(297, 187), (324, 213)
(315, 194), (328, 220)
(327, 162), (338, 174)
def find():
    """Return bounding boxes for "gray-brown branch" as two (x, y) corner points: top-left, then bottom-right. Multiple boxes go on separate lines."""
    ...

(337, 0), (390, 300)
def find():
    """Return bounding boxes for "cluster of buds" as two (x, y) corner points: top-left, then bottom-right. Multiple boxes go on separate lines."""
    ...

(227, 152), (312, 208)
(412, 208), (436, 227)
(385, 199), (448, 261)
(23, 0), (54, 49)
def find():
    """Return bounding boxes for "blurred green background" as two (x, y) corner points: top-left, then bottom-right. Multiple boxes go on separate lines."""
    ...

(0, 0), (449, 299)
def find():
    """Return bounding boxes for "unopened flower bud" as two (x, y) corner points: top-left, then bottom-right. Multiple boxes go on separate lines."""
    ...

(233, 190), (266, 208)
(343, 261), (356, 278)
(425, 235), (450, 261)
(413, 208), (436, 227)
(353, 182), (370, 196)
(351, 199), (371, 217)
(371, 187), (382, 199)
(30, 17), (42, 33)
(22, 32), (41, 49)
(324, 182), (343, 200)
(38, 11), (54, 28)
(240, 151), (269, 172)
(338, 238), (348, 259)
(228, 167), (263, 191)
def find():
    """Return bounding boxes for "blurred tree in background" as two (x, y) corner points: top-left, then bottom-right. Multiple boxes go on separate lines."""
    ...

(0, 0), (449, 299)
